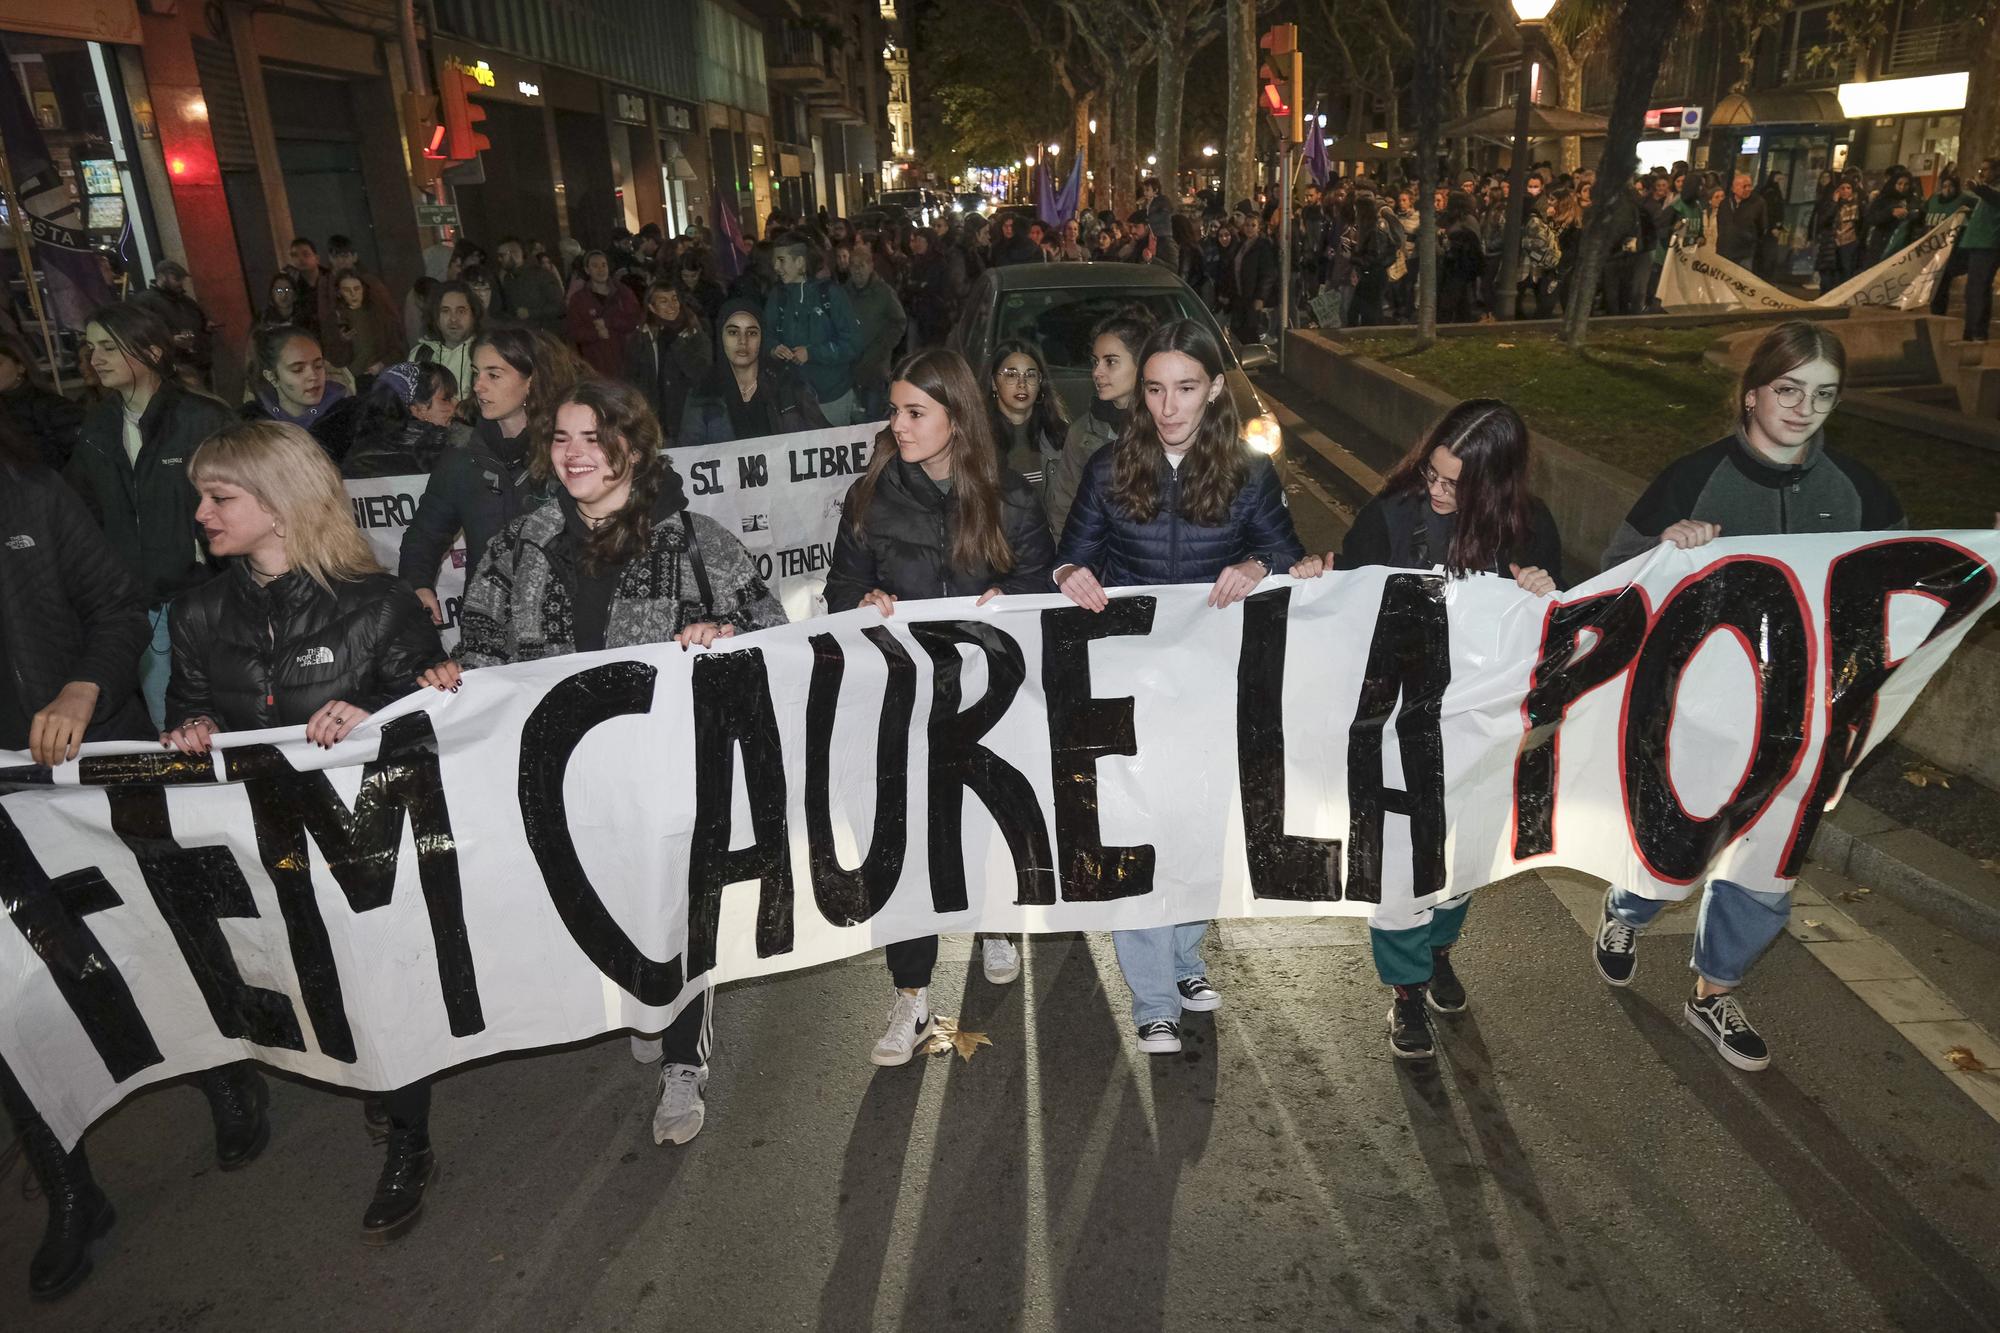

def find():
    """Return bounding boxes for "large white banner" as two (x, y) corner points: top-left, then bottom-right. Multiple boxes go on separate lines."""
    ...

(4, 532), (1997, 1145)
(1658, 213), (1967, 313)
(346, 475), (469, 648)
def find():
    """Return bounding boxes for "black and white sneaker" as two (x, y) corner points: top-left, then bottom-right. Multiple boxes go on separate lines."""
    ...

(1593, 889), (1639, 986)
(1426, 949), (1468, 1013)
(1136, 1020), (1183, 1054)
(1176, 975), (1222, 1012)
(1388, 987), (1434, 1060)
(1684, 992), (1771, 1071)
(870, 988), (934, 1067)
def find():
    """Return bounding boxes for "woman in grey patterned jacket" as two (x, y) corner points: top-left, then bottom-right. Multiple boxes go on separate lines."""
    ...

(437, 378), (783, 1148)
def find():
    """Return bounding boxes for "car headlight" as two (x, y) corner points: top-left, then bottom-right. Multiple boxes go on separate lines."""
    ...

(1242, 411), (1281, 456)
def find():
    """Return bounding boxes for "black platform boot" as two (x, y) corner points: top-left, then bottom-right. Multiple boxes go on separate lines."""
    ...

(20, 1124), (114, 1301)
(360, 1126), (438, 1245)
(200, 1063), (270, 1170)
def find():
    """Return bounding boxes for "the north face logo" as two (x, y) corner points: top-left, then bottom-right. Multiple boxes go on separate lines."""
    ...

(294, 646), (335, 668)
(4, 534), (32, 550)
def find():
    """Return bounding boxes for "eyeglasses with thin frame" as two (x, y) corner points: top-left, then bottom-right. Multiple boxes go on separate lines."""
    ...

(1768, 383), (1840, 414)
(997, 367), (1042, 385)
(1419, 463), (1458, 497)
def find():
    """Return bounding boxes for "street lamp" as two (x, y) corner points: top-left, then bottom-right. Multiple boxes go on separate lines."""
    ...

(1495, 0), (1557, 322)
(1048, 143), (1061, 156)
(1201, 145), (1217, 158)
(1317, 113), (1327, 129)
(1146, 154), (1157, 166)
(1089, 117), (1098, 134)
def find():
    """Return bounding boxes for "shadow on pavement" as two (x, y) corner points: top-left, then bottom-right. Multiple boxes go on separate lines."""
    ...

(1614, 990), (2000, 1332)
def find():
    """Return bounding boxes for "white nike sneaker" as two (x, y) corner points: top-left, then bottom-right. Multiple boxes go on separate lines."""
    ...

(982, 937), (1022, 985)
(871, 988), (934, 1067)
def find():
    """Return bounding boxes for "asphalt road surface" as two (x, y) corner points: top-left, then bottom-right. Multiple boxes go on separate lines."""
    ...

(6, 409), (2000, 1332)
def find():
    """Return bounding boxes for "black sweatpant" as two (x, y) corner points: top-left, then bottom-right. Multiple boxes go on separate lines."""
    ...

(886, 936), (939, 989)
(655, 986), (713, 1067)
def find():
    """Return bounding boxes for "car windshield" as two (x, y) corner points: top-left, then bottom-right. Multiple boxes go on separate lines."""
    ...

(880, 191), (922, 207)
(994, 288), (1218, 370)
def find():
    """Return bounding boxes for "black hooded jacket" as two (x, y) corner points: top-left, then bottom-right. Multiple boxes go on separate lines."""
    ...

(399, 414), (552, 593)
(165, 561), (443, 731)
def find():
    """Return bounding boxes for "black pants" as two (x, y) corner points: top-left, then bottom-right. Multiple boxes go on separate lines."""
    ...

(886, 936), (938, 990)
(0, 1052), (40, 1133)
(1963, 248), (1998, 340)
(1930, 245), (1970, 312)
(649, 986), (712, 1067)
(378, 1082), (430, 1132)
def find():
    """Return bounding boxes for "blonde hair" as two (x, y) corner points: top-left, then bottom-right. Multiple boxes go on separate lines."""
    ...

(189, 420), (382, 590)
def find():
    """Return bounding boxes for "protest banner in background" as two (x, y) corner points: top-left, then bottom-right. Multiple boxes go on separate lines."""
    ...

(4, 531), (1996, 1146)
(345, 474), (468, 648)
(1658, 212), (1966, 313)
(344, 422), (876, 635)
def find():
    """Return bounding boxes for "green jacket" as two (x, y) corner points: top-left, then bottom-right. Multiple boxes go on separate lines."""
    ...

(1963, 182), (2000, 251)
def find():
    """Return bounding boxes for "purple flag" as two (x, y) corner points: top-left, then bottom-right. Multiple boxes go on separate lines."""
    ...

(1052, 155), (1081, 226)
(1034, 161), (1058, 224)
(1303, 113), (1330, 189)
(710, 189), (749, 282)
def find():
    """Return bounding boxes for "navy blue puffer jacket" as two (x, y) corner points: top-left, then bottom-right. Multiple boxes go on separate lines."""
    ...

(1054, 446), (1303, 587)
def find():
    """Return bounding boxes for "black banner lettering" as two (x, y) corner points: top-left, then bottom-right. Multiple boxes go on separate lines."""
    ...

(1347, 574), (1449, 905)
(1238, 588), (1341, 900)
(805, 627), (915, 924)
(1042, 599), (1157, 902)
(687, 649), (795, 978)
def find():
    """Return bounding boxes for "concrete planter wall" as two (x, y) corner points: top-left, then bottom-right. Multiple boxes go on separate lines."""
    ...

(1283, 327), (2000, 788)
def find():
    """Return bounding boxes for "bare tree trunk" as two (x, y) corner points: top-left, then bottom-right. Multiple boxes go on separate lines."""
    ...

(1155, 37), (1191, 186)
(1224, 0), (1257, 208)
(1075, 93), (1095, 207)
(1549, 33), (1585, 176)
(1112, 74), (1143, 217)
(1562, 0), (1689, 349)
(1413, 0), (1446, 344)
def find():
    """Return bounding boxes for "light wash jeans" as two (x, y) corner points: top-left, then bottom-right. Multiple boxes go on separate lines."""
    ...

(1607, 879), (1792, 989)
(1112, 922), (1210, 1026)
(140, 606), (172, 731)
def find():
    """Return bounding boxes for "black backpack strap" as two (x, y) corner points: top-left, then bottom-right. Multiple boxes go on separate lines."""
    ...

(680, 509), (713, 610)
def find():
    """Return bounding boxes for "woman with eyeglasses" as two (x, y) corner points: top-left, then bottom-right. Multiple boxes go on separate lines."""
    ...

(1311, 398), (1563, 1062)
(1593, 320), (1905, 1075)
(986, 339), (1067, 502)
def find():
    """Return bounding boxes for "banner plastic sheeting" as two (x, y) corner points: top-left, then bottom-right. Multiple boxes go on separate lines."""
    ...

(1658, 213), (1966, 313)
(4, 531), (1997, 1146)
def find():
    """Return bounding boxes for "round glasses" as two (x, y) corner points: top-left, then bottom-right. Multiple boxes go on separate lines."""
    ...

(1769, 384), (1840, 414)
(997, 368), (1042, 385)
(1419, 464), (1458, 497)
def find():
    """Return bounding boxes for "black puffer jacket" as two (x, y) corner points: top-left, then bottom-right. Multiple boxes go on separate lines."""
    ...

(341, 415), (450, 480)
(0, 460), (153, 745)
(398, 415), (551, 594)
(1054, 446), (1303, 588)
(165, 562), (443, 732)
(67, 382), (238, 605)
(826, 458), (1056, 609)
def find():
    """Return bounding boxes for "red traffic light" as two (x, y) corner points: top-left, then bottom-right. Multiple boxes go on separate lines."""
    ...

(1261, 81), (1288, 116)
(439, 66), (492, 161)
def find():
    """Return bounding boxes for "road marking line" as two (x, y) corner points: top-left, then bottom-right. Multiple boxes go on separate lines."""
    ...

(1541, 863), (2000, 1126)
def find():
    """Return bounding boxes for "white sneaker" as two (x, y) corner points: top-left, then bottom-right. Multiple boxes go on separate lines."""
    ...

(630, 1035), (662, 1063)
(871, 988), (934, 1067)
(651, 1063), (707, 1145)
(982, 937), (1022, 984)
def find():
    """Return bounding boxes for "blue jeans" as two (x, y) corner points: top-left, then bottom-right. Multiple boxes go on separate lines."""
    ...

(140, 605), (172, 731)
(1607, 880), (1791, 988)
(1112, 922), (1209, 1026)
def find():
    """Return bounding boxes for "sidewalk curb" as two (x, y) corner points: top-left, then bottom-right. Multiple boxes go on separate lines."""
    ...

(1812, 797), (2000, 950)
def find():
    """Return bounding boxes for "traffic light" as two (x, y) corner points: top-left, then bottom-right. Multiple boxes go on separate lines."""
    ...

(439, 65), (491, 161)
(1259, 24), (1304, 145)
(402, 90), (447, 190)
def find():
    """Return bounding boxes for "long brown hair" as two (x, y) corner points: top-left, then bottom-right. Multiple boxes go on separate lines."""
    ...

(480, 324), (586, 453)
(541, 380), (671, 574)
(1380, 399), (1535, 577)
(1110, 319), (1244, 526)
(847, 348), (1016, 576)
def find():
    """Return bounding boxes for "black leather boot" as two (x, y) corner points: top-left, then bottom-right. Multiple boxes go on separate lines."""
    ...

(360, 1127), (438, 1245)
(199, 1062), (270, 1170)
(20, 1124), (114, 1301)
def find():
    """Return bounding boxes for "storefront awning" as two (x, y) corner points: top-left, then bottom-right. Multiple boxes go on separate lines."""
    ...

(1709, 90), (1845, 128)
(0, 0), (138, 44)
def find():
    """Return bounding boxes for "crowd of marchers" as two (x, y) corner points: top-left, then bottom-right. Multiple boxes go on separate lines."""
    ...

(0, 161), (1952, 1306)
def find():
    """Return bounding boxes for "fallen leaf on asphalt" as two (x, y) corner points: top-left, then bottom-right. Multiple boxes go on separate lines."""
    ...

(925, 1016), (992, 1062)
(1944, 1046), (1991, 1074)
(1839, 886), (1872, 903)
(1802, 919), (1822, 929)
(1902, 763), (1953, 789)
